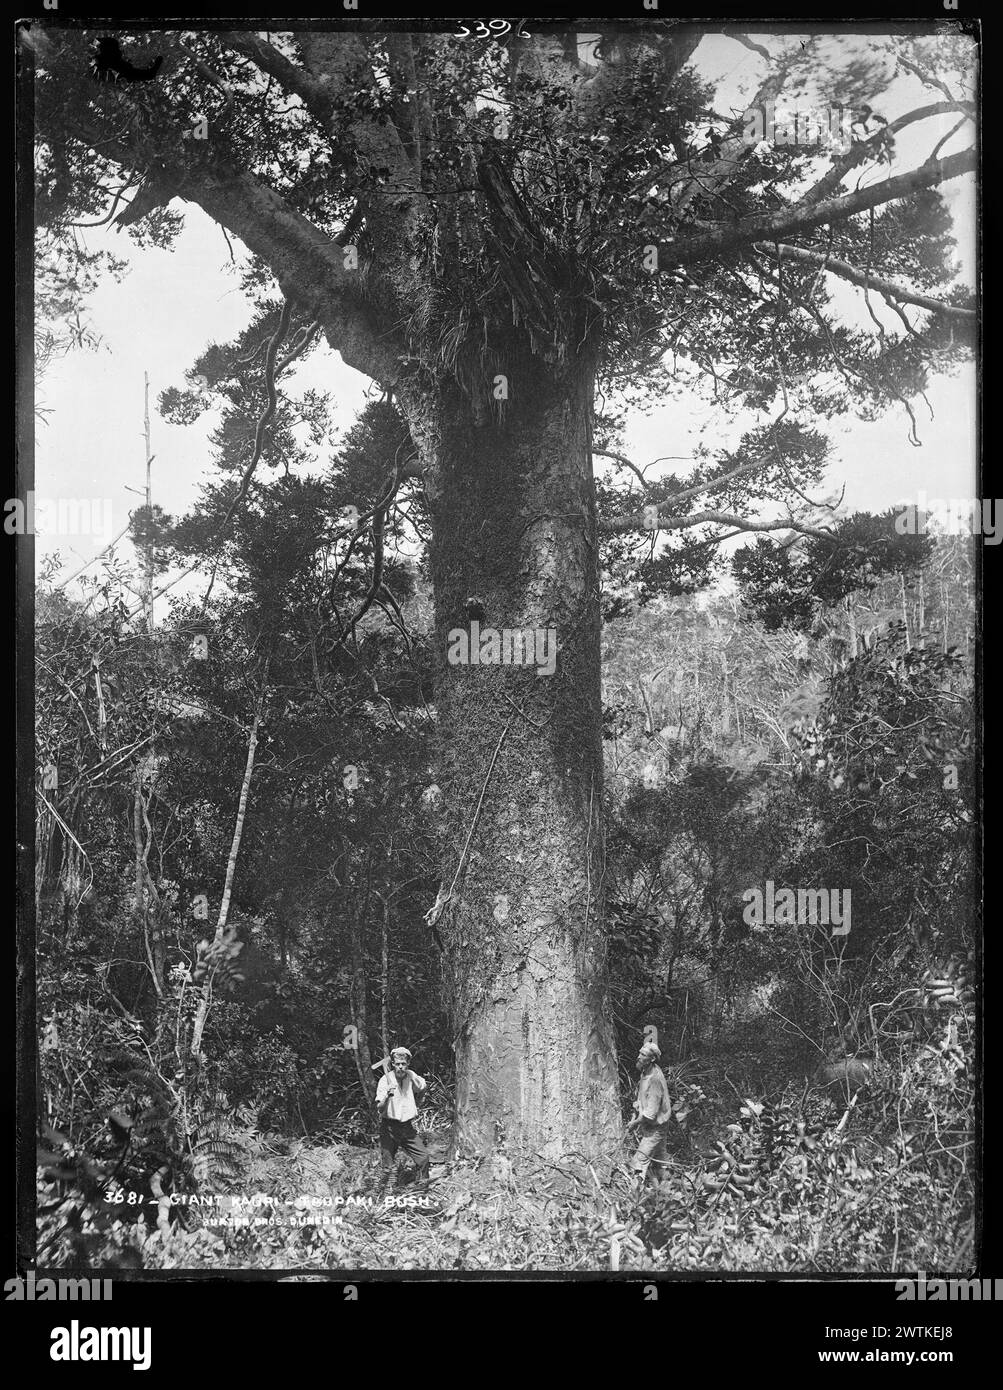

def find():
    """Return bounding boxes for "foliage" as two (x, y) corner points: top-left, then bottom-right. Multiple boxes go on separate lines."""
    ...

(31, 23), (977, 1269)
(733, 511), (934, 632)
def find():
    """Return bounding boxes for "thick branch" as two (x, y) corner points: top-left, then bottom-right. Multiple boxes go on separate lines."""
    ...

(667, 148), (976, 266)
(802, 100), (975, 207)
(28, 28), (402, 386)
(186, 167), (401, 384)
(667, 52), (795, 221)
(294, 31), (413, 181)
(570, 28), (703, 119)
(602, 508), (833, 538)
(222, 32), (336, 125)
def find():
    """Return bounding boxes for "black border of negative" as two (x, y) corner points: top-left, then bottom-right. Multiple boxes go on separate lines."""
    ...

(11, 1), (988, 1300)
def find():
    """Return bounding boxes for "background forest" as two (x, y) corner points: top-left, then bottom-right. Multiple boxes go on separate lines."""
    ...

(35, 411), (978, 1271)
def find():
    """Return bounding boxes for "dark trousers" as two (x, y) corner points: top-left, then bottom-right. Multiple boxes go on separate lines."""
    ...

(379, 1118), (430, 1184)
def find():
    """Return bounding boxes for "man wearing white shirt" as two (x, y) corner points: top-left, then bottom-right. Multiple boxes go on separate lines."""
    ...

(627, 1040), (672, 1185)
(375, 1046), (430, 1189)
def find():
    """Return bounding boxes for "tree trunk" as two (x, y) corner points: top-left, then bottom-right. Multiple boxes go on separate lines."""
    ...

(846, 596), (859, 659)
(380, 894), (390, 1059)
(348, 892), (376, 1103)
(720, 647), (731, 736)
(408, 351), (621, 1160)
(133, 771), (166, 1000)
(900, 573), (912, 651)
(190, 675), (267, 1057)
(917, 567), (926, 646)
(137, 371), (156, 630)
(275, 780), (303, 971)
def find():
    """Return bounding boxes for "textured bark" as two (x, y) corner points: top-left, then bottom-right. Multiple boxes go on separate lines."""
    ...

(407, 348), (621, 1159)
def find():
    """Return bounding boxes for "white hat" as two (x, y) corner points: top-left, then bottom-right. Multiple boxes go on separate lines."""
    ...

(638, 1041), (661, 1061)
(391, 1046), (412, 1061)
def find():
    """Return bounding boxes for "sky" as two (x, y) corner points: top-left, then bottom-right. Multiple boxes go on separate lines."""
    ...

(33, 28), (977, 604)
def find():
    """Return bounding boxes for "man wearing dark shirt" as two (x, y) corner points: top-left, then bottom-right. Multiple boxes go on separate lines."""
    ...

(627, 1041), (672, 1184)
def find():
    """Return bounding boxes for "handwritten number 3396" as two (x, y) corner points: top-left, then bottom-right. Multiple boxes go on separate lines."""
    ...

(455, 21), (530, 38)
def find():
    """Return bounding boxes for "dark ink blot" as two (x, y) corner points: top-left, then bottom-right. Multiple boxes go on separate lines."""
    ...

(90, 37), (164, 85)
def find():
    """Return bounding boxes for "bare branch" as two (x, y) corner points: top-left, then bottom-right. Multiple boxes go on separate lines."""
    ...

(602, 508), (834, 539)
(723, 31), (774, 62)
(595, 449), (778, 508)
(897, 53), (962, 105)
(592, 448), (652, 489)
(753, 241), (976, 320)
